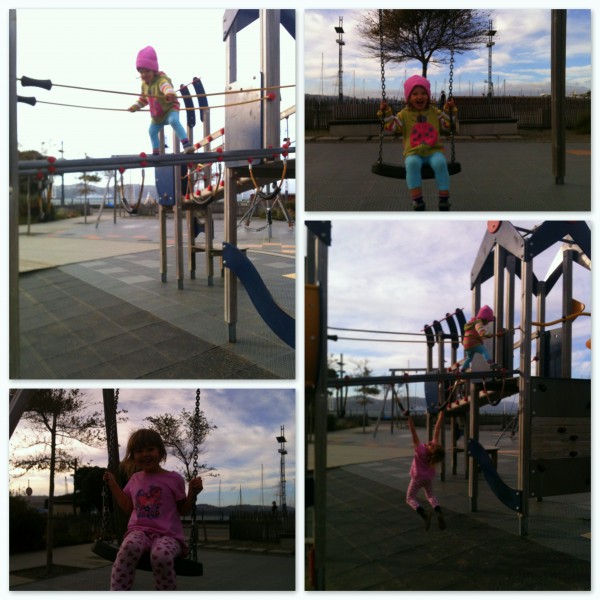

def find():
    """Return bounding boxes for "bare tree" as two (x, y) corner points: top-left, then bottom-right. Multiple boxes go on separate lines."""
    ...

(10, 389), (107, 575)
(350, 359), (381, 432)
(358, 9), (491, 78)
(145, 409), (218, 481)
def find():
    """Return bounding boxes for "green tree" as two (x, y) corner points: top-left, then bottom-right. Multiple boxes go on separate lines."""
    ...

(10, 389), (107, 575)
(350, 359), (381, 432)
(358, 9), (490, 78)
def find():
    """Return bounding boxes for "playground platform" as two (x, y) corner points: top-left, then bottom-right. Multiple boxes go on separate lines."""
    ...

(306, 425), (591, 591)
(16, 215), (295, 380)
(305, 134), (591, 211)
(9, 542), (295, 591)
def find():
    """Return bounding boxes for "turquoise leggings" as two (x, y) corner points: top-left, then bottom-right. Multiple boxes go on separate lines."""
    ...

(405, 152), (450, 191)
(149, 111), (188, 151)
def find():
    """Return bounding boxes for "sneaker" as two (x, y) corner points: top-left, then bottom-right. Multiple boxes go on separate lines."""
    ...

(437, 511), (446, 530)
(412, 198), (425, 211)
(183, 143), (195, 154)
(424, 510), (433, 532)
(438, 198), (451, 211)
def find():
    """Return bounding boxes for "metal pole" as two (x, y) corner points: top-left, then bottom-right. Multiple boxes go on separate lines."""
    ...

(518, 257), (533, 536)
(493, 245), (505, 365)
(561, 249), (574, 377)
(173, 135), (184, 290)
(9, 9), (20, 378)
(551, 9), (566, 184)
(468, 285), (481, 512)
(261, 9), (280, 150)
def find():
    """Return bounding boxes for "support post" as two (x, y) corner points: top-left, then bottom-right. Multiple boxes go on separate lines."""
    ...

(551, 9), (566, 184)
(468, 285), (481, 512)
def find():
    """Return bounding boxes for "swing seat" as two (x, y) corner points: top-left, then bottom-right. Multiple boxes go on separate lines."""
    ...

(91, 539), (203, 577)
(371, 160), (462, 180)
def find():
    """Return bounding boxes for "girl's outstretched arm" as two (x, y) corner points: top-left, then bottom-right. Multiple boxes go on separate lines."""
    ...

(433, 409), (445, 444)
(405, 413), (420, 447)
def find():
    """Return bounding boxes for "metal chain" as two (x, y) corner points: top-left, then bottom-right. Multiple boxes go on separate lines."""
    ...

(377, 9), (386, 165)
(448, 29), (457, 164)
(189, 389), (201, 561)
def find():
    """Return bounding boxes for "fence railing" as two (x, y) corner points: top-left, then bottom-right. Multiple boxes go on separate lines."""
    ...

(229, 509), (295, 542)
(305, 95), (591, 131)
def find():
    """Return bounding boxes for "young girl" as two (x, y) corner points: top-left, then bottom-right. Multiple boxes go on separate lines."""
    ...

(129, 46), (195, 155)
(404, 408), (446, 531)
(461, 304), (497, 372)
(103, 428), (203, 591)
(377, 74), (458, 211)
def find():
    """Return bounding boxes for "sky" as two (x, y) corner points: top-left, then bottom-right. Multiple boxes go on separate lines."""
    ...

(12, 7), (296, 187)
(304, 9), (591, 100)
(9, 388), (296, 509)
(325, 219), (592, 399)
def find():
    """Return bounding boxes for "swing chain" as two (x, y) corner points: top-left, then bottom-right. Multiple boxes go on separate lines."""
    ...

(448, 27), (457, 164)
(188, 389), (201, 561)
(377, 9), (386, 165)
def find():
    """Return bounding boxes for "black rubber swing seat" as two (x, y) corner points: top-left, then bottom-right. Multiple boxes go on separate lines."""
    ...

(91, 539), (204, 577)
(371, 160), (462, 180)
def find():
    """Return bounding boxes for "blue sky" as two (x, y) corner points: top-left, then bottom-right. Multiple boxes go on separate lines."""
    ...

(304, 9), (591, 99)
(9, 388), (296, 508)
(326, 219), (592, 396)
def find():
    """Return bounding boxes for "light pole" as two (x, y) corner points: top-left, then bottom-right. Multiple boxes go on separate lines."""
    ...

(59, 141), (65, 206)
(334, 16), (345, 102)
(276, 425), (288, 511)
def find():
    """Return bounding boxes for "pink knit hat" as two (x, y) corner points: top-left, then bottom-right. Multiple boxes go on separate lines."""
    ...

(476, 305), (495, 321)
(136, 46), (159, 71)
(404, 74), (431, 102)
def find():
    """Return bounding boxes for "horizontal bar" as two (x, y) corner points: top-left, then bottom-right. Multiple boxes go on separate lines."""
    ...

(18, 146), (295, 176)
(329, 369), (519, 388)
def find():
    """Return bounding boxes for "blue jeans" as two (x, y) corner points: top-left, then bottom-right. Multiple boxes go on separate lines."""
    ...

(462, 344), (492, 370)
(149, 111), (188, 151)
(405, 152), (450, 191)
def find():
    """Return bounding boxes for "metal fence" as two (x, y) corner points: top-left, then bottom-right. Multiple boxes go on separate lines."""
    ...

(305, 96), (591, 131)
(229, 509), (295, 542)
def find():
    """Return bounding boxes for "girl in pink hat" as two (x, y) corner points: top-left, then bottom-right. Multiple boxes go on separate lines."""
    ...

(129, 46), (194, 155)
(377, 73), (458, 211)
(461, 304), (497, 372)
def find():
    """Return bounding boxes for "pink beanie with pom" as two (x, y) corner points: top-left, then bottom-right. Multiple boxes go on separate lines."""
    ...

(136, 46), (159, 71)
(476, 305), (495, 321)
(404, 74), (431, 101)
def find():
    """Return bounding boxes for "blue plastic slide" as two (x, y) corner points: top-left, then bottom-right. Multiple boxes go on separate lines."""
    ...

(468, 438), (522, 512)
(222, 242), (295, 348)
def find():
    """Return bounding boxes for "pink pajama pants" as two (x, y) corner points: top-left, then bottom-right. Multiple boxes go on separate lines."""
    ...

(406, 475), (439, 511)
(110, 530), (181, 591)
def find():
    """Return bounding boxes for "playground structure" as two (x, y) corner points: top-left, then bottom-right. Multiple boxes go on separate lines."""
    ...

(305, 220), (590, 589)
(9, 10), (296, 378)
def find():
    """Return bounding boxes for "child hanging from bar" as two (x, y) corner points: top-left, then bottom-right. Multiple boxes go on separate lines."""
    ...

(129, 46), (194, 155)
(403, 407), (447, 531)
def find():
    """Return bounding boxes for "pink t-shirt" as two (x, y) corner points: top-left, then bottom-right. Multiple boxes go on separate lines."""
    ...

(123, 470), (187, 550)
(409, 443), (436, 481)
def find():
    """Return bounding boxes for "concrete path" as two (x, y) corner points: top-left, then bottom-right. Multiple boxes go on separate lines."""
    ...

(306, 425), (590, 591)
(305, 136), (591, 211)
(15, 215), (295, 379)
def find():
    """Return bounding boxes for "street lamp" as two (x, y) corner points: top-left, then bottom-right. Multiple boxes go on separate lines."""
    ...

(276, 425), (288, 511)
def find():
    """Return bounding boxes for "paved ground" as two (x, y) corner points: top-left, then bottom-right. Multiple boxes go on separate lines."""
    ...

(305, 135), (591, 211)
(306, 425), (591, 591)
(15, 213), (296, 379)
(9, 542), (295, 591)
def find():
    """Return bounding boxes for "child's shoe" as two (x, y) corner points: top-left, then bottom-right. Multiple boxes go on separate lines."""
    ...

(412, 197), (425, 211)
(438, 197), (451, 211)
(436, 509), (446, 530)
(183, 142), (195, 154)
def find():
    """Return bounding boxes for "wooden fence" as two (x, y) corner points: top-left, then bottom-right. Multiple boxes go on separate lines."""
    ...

(305, 95), (590, 131)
